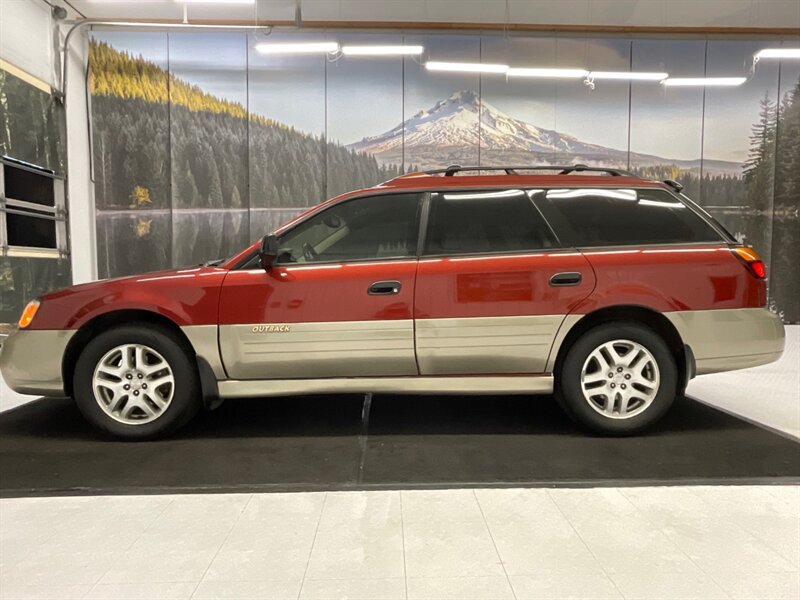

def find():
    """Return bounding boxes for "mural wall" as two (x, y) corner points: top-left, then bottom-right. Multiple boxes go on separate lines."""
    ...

(0, 69), (70, 327)
(89, 31), (800, 322)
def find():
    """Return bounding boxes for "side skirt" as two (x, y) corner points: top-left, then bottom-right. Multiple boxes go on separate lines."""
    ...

(217, 375), (554, 398)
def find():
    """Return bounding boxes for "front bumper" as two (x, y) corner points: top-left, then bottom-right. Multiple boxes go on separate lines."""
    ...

(666, 307), (785, 375)
(0, 329), (75, 396)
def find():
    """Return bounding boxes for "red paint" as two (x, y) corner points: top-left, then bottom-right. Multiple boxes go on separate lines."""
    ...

(218, 261), (418, 325)
(29, 267), (227, 330)
(575, 245), (765, 313)
(414, 252), (596, 319)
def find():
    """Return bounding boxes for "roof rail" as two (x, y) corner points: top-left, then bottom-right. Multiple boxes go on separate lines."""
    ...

(663, 179), (684, 192)
(423, 164), (636, 177)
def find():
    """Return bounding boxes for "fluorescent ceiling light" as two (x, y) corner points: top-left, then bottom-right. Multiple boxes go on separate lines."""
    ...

(589, 71), (669, 81)
(174, 0), (256, 4)
(425, 61), (509, 74)
(755, 48), (800, 59)
(507, 67), (588, 79)
(255, 42), (339, 55)
(341, 45), (424, 56)
(662, 77), (747, 87)
(100, 22), (265, 29)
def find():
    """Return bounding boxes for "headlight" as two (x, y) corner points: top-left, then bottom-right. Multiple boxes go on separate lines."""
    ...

(18, 300), (40, 329)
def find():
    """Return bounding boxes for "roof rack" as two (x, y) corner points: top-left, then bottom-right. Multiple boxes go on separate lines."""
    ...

(423, 164), (637, 177)
(663, 179), (684, 192)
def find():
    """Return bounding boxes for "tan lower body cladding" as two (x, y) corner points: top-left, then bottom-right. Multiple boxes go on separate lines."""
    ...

(415, 314), (565, 375)
(218, 319), (418, 379)
(0, 308), (782, 399)
(217, 314), (566, 380)
(664, 307), (784, 374)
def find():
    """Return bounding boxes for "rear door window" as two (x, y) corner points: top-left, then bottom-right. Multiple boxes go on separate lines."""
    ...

(533, 188), (724, 247)
(424, 189), (558, 256)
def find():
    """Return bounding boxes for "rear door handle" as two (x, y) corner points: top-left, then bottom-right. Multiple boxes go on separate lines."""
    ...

(549, 272), (582, 287)
(368, 280), (402, 295)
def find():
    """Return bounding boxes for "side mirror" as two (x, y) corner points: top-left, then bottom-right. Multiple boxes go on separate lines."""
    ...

(258, 234), (279, 271)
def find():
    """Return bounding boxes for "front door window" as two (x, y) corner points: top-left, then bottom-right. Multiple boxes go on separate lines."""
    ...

(277, 193), (422, 264)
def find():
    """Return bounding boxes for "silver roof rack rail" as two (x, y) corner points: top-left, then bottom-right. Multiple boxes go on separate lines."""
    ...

(424, 164), (636, 177)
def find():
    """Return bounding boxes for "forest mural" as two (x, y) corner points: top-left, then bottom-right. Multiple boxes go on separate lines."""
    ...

(0, 70), (70, 326)
(88, 32), (799, 322)
(0, 70), (65, 174)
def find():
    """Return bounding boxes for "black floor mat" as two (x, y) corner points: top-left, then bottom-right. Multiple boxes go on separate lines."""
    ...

(0, 394), (797, 497)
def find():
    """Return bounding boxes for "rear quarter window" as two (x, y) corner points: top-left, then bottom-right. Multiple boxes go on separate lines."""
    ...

(534, 188), (724, 247)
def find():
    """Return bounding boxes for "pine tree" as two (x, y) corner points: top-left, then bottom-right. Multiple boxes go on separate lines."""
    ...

(208, 162), (223, 208)
(743, 94), (777, 215)
(230, 185), (242, 209)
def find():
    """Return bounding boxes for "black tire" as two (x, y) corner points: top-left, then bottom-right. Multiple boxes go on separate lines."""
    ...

(555, 321), (678, 436)
(73, 323), (200, 440)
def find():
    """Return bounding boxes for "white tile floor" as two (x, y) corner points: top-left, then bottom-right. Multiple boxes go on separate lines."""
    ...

(0, 327), (797, 599)
(687, 325), (800, 439)
(0, 486), (798, 600)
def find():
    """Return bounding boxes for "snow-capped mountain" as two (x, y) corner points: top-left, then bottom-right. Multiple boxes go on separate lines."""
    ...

(347, 90), (739, 173)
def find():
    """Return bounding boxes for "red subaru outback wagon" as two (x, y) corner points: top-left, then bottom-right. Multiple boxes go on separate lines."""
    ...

(0, 166), (785, 439)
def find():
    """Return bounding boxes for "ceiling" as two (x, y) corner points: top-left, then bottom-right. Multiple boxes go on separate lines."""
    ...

(61, 1), (800, 31)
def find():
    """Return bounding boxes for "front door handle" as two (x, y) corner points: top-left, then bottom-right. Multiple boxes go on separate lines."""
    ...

(368, 280), (402, 295)
(549, 272), (582, 287)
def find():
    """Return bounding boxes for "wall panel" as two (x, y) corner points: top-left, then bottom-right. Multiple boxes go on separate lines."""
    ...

(629, 39), (705, 197)
(247, 32), (327, 240)
(479, 35), (560, 166)
(170, 32), (249, 267)
(402, 34), (481, 170)
(87, 30), (800, 322)
(91, 31), (171, 278)
(327, 33), (405, 195)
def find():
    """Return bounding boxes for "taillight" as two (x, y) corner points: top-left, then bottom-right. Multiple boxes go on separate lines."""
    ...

(19, 299), (41, 328)
(732, 247), (766, 279)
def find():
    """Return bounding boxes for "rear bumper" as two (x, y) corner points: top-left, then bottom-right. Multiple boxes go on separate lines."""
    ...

(0, 329), (74, 396)
(666, 308), (784, 375)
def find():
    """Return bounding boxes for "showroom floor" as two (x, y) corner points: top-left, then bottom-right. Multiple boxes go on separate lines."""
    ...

(0, 486), (798, 599)
(0, 327), (797, 599)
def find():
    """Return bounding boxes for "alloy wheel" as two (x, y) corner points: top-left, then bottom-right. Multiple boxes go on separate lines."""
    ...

(92, 343), (175, 425)
(580, 339), (660, 419)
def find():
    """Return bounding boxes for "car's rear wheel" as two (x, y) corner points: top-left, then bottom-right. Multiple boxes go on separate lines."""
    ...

(73, 323), (200, 439)
(555, 321), (677, 435)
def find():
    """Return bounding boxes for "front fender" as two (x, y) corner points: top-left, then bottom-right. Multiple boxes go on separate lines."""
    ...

(28, 267), (228, 330)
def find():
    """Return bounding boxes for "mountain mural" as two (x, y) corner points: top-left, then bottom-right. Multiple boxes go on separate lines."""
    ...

(86, 32), (798, 322)
(348, 90), (740, 174)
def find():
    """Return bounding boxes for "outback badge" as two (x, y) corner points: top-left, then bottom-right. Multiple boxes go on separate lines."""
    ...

(251, 324), (291, 333)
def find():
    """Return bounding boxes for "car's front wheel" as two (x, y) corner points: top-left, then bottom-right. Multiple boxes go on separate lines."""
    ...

(73, 323), (200, 439)
(555, 321), (678, 435)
